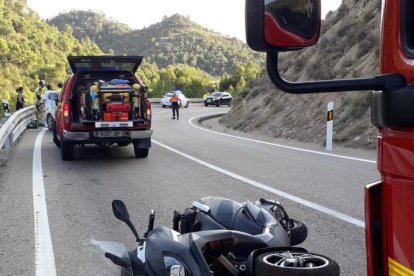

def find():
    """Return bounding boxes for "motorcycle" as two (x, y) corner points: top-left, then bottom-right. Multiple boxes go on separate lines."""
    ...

(93, 198), (340, 276)
(173, 196), (308, 247)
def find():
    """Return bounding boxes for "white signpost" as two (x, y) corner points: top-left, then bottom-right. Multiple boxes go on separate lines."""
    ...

(326, 102), (334, 151)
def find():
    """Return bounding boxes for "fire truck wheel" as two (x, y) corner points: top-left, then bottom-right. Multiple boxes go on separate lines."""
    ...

(289, 219), (308, 246)
(254, 250), (340, 276)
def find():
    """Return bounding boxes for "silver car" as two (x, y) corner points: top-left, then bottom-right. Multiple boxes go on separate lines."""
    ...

(161, 91), (189, 108)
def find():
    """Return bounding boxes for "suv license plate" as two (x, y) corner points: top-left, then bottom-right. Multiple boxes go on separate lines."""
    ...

(95, 131), (123, 138)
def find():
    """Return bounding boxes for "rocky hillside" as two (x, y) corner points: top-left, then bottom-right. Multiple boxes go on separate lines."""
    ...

(221, 0), (381, 150)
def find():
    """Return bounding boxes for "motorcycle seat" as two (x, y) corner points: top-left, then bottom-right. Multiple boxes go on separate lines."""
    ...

(198, 197), (243, 229)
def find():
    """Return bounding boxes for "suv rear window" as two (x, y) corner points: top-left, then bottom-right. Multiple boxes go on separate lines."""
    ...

(71, 61), (137, 73)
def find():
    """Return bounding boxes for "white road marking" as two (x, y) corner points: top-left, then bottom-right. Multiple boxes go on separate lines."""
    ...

(33, 129), (57, 276)
(189, 114), (376, 164)
(153, 139), (365, 228)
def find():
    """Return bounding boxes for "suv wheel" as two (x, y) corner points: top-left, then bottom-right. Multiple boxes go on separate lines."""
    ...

(133, 143), (149, 158)
(53, 126), (60, 148)
(61, 138), (74, 160)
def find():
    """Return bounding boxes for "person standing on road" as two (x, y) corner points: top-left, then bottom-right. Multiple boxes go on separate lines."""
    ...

(43, 84), (56, 128)
(35, 80), (46, 124)
(15, 86), (25, 110)
(170, 91), (181, 120)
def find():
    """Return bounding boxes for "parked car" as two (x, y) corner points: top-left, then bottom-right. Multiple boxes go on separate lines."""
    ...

(54, 56), (153, 160)
(204, 92), (233, 107)
(161, 91), (189, 108)
(44, 91), (59, 131)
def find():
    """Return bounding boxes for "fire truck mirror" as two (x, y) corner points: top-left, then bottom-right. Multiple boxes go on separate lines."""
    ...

(246, 0), (321, 52)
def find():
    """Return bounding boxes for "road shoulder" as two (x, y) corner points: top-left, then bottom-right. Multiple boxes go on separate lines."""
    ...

(197, 114), (377, 161)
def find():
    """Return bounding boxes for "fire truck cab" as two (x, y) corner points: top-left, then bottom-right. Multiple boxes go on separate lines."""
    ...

(245, 0), (414, 275)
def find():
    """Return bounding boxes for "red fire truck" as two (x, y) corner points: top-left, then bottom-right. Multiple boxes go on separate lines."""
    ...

(245, 0), (414, 275)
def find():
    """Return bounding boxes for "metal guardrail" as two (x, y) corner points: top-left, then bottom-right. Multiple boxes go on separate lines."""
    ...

(0, 106), (36, 149)
(0, 98), (203, 150)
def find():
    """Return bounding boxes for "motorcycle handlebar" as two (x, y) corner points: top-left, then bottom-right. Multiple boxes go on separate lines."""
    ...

(259, 198), (276, 205)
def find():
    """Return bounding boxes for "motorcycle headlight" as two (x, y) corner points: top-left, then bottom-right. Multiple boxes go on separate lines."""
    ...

(164, 256), (186, 276)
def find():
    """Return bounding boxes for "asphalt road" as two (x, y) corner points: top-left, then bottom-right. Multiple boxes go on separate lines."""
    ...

(0, 103), (379, 275)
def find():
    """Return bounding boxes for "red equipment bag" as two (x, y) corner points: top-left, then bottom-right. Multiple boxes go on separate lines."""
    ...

(103, 112), (129, 121)
(106, 103), (131, 112)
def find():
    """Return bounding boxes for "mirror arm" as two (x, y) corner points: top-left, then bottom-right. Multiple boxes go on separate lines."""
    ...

(267, 52), (407, 94)
(125, 220), (141, 243)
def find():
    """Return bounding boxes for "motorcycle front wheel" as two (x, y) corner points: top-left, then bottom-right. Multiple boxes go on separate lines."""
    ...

(289, 219), (308, 246)
(254, 250), (340, 276)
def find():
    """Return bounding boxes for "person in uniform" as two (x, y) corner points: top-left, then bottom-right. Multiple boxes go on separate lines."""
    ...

(35, 80), (46, 124)
(170, 92), (181, 120)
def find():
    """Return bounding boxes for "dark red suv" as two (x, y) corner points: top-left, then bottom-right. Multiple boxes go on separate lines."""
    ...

(53, 56), (152, 160)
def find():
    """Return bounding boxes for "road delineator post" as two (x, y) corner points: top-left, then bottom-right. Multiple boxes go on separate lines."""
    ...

(326, 102), (334, 151)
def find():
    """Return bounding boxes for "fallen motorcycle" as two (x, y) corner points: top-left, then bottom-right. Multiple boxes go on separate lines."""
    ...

(93, 198), (340, 275)
(173, 196), (308, 247)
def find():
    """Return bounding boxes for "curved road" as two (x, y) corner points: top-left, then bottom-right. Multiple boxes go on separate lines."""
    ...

(0, 103), (378, 275)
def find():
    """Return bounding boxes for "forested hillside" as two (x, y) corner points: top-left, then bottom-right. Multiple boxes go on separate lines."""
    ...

(46, 10), (131, 55)
(0, 0), (101, 111)
(47, 11), (264, 98)
(48, 12), (264, 77)
(221, 0), (381, 149)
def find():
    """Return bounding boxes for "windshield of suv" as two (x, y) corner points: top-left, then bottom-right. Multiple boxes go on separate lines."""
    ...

(211, 92), (222, 97)
(164, 93), (173, 97)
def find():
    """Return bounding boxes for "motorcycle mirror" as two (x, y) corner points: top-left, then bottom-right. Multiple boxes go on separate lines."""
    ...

(112, 200), (130, 223)
(112, 200), (141, 242)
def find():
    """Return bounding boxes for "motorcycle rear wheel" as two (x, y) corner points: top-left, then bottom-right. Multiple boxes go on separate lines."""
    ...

(254, 250), (340, 276)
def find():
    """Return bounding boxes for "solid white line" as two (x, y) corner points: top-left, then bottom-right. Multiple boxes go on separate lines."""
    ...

(152, 139), (365, 229)
(188, 114), (376, 164)
(33, 129), (57, 276)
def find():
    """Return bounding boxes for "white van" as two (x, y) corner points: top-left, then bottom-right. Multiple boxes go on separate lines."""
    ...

(44, 91), (59, 130)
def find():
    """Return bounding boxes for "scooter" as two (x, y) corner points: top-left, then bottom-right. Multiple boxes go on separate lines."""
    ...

(93, 199), (340, 275)
(173, 196), (308, 247)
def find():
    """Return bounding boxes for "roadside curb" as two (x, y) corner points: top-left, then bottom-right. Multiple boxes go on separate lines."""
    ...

(197, 113), (226, 124)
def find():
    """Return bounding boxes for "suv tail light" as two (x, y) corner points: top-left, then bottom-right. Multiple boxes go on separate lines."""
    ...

(63, 102), (70, 125)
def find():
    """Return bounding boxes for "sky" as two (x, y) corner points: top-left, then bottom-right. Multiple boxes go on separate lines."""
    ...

(26, 0), (342, 42)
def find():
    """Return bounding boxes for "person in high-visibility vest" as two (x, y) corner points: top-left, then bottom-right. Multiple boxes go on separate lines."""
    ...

(35, 80), (46, 124)
(203, 92), (210, 100)
(170, 92), (181, 120)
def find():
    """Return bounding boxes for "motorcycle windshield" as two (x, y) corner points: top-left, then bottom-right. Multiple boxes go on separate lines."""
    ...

(90, 238), (132, 275)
